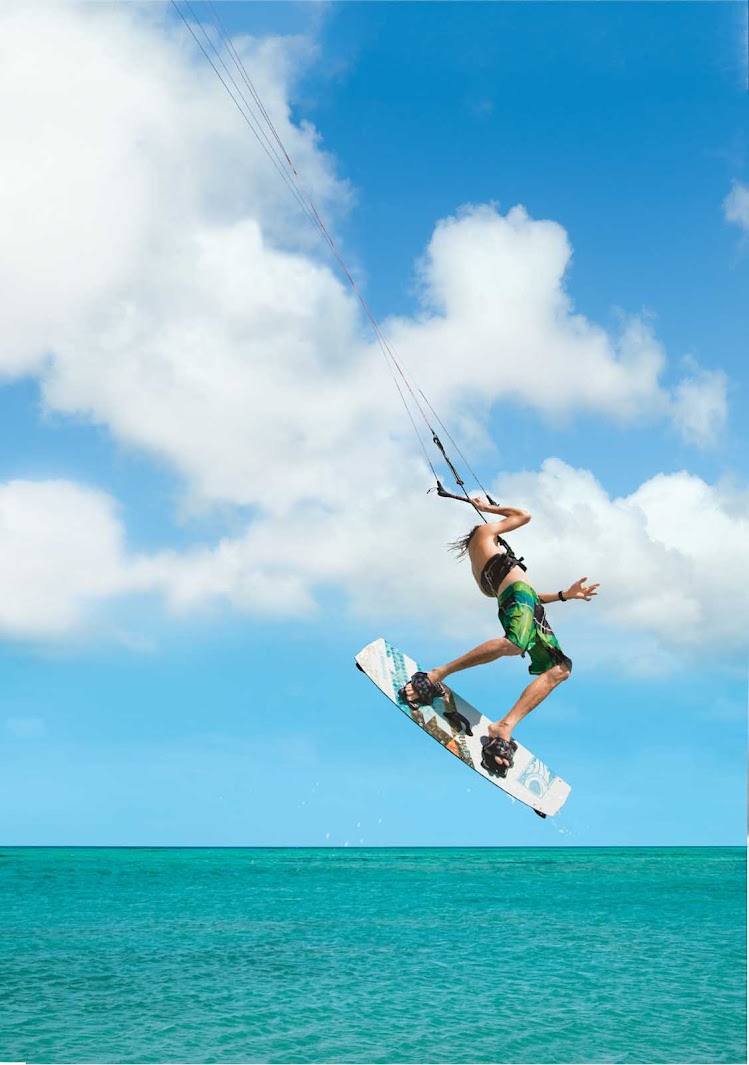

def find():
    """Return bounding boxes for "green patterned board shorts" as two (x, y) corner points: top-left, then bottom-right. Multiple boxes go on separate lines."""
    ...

(497, 581), (572, 676)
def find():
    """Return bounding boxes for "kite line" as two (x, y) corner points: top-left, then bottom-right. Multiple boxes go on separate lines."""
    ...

(171, 0), (498, 521)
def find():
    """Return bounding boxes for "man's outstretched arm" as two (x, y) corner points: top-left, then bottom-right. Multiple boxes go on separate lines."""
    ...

(538, 577), (600, 605)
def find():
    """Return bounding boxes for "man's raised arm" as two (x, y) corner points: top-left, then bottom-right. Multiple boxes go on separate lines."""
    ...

(467, 496), (531, 535)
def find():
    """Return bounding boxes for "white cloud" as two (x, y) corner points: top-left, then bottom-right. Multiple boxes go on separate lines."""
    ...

(0, 4), (741, 666)
(404, 205), (671, 424)
(671, 363), (728, 447)
(0, 2), (726, 506)
(2, 462), (747, 667)
(0, 480), (136, 637)
(723, 180), (749, 233)
(494, 460), (749, 654)
(0, 2), (349, 380)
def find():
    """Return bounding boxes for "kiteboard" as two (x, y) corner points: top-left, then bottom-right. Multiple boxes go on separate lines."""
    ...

(355, 637), (571, 818)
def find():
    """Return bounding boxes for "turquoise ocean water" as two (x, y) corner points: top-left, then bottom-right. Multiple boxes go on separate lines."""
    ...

(1, 847), (745, 1064)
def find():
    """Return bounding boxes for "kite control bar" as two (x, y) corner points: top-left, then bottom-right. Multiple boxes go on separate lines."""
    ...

(432, 481), (499, 507)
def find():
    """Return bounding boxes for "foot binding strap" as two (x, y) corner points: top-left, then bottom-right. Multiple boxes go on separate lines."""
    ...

(398, 671), (447, 709)
(480, 736), (517, 778)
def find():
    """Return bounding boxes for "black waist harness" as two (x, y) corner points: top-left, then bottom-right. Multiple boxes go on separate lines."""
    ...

(480, 537), (527, 597)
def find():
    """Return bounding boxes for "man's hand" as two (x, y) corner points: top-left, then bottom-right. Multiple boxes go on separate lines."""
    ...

(565, 577), (599, 601)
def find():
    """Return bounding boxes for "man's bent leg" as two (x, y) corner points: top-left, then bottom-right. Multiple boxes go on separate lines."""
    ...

(431, 638), (523, 683)
(485, 663), (570, 766)
(404, 638), (523, 698)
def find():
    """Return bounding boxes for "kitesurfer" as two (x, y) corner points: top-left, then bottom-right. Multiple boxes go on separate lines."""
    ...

(400, 497), (599, 776)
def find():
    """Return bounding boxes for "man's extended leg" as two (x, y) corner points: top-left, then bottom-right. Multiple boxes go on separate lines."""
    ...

(404, 637), (523, 702)
(485, 662), (570, 767)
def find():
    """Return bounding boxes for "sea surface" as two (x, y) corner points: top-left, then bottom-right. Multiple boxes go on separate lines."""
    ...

(1, 847), (745, 1064)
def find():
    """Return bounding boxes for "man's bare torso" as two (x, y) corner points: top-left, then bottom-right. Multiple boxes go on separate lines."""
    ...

(468, 527), (527, 598)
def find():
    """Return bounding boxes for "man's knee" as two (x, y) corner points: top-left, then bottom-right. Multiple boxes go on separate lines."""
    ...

(547, 661), (571, 684)
(553, 651), (572, 676)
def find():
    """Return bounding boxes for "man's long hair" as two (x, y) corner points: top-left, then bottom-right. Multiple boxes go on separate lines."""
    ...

(448, 525), (479, 559)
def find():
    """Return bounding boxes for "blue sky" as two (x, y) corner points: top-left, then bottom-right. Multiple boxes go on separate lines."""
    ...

(0, 2), (747, 846)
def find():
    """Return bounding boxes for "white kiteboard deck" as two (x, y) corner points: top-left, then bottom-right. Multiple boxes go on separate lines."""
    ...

(355, 637), (571, 819)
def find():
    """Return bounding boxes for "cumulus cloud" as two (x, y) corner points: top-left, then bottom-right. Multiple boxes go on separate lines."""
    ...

(0, 3), (726, 502)
(494, 459), (749, 653)
(0, 480), (136, 637)
(723, 180), (749, 233)
(0, 4), (740, 665)
(2, 463), (747, 665)
(404, 206), (671, 423)
(0, 2), (349, 380)
(671, 362), (728, 448)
